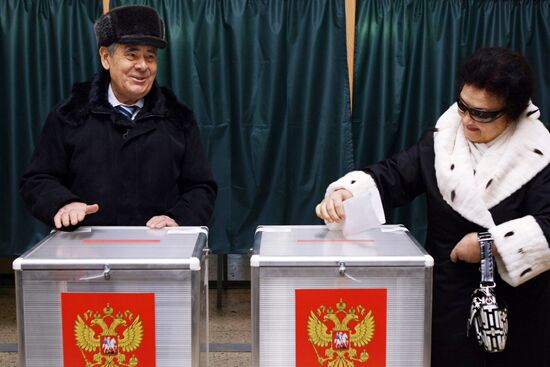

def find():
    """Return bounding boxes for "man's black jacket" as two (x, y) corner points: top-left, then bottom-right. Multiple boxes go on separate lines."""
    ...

(20, 70), (217, 227)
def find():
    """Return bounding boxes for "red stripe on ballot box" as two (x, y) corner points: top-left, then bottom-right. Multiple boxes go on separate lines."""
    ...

(82, 239), (161, 243)
(297, 239), (374, 243)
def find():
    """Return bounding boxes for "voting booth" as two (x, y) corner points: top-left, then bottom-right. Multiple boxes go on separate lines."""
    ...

(13, 226), (208, 367)
(251, 225), (433, 367)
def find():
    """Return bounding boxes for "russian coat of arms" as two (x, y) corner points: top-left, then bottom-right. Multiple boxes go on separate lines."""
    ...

(73, 303), (144, 367)
(307, 298), (375, 366)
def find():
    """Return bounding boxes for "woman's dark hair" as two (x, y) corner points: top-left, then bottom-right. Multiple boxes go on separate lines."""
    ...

(457, 47), (533, 121)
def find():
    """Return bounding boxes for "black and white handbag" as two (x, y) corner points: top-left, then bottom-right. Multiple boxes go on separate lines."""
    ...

(467, 232), (508, 353)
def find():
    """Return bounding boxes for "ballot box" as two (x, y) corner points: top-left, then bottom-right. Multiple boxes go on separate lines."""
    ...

(13, 226), (209, 367)
(250, 225), (433, 367)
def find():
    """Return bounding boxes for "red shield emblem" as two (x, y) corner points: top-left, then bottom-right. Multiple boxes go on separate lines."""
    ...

(101, 335), (118, 355)
(333, 330), (350, 350)
(296, 288), (387, 366)
(61, 293), (156, 367)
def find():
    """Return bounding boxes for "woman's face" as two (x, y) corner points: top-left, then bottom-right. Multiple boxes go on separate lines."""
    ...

(458, 84), (510, 144)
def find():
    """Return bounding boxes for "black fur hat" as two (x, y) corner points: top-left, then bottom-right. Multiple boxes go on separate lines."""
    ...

(94, 5), (167, 49)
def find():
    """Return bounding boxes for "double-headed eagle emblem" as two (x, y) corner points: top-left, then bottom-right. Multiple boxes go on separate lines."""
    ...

(74, 303), (143, 367)
(307, 298), (375, 366)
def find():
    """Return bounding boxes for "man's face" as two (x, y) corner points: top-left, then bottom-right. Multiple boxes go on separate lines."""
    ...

(99, 44), (158, 105)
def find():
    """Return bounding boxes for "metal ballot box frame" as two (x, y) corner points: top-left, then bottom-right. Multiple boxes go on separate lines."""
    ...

(13, 226), (209, 367)
(250, 225), (434, 367)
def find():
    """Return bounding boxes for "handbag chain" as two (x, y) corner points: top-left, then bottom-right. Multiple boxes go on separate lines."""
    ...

(479, 231), (495, 287)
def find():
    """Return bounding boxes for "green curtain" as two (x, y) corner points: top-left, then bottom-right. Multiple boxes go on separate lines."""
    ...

(1, 0), (352, 255)
(0, 0), (103, 256)
(352, 0), (550, 243)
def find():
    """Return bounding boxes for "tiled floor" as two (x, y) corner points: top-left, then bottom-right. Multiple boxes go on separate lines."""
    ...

(0, 286), (18, 367)
(209, 288), (251, 366)
(0, 280), (252, 366)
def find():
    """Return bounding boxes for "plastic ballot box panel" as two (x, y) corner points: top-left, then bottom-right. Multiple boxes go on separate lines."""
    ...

(13, 226), (208, 367)
(250, 225), (433, 367)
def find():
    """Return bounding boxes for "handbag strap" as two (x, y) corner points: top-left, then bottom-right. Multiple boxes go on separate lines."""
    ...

(478, 231), (495, 286)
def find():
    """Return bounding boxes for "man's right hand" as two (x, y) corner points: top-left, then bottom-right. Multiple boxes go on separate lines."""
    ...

(315, 189), (353, 224)
(53, 202), (99, 229)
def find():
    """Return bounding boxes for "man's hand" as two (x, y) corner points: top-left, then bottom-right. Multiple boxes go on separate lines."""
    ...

(315, 189), (353, 223)
(54, 202), (99, 229)
(146, 215), (178, 229)
(450, 232), (480, 263)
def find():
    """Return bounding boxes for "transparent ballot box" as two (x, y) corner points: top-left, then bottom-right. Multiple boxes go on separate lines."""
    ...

(13, 226), (208, 367)
(251, 225), (433, 367)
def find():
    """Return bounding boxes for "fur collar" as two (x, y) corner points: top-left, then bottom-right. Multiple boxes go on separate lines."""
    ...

(434, 102), (550, 229)
(56, 69), (193, 128)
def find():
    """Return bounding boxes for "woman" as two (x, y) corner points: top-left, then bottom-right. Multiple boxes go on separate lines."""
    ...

(316, 48), (550, 366)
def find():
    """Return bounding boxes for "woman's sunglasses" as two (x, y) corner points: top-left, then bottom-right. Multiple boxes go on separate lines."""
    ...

(457, 97), (506, 123)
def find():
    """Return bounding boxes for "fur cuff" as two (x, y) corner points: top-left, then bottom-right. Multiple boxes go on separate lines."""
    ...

(325, 171), (377, 198)
(489, 215), (550, 286)
(324, 171), (378, 231)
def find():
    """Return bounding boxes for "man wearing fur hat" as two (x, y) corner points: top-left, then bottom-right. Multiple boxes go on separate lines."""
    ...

(20, 5), (217, 229)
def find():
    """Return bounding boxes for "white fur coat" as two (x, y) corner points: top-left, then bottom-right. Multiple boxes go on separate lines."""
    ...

(327, 102), (550, 286)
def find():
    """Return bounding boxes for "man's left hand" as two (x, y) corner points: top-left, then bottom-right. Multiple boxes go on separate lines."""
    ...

(146, 215), (178, 229)
(450, 232), (480, 263)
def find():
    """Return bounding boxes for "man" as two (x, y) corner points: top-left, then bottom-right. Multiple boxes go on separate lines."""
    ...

(20, 5), (217, 229)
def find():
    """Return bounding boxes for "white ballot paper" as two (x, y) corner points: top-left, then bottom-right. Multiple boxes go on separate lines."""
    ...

(342, 189), (386, 237)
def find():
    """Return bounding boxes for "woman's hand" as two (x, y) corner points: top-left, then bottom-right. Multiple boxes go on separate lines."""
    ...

(315, 189), (353, 223)
(450, 232), (480, 263)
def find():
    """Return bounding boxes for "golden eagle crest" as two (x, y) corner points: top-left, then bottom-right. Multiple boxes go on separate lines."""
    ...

(73, 303), (143, 367)
(307, 298), (375, 367)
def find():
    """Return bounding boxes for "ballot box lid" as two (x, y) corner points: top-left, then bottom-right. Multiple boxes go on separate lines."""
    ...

(251, 225), (433, 267)
(13, 226), (207, 271)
